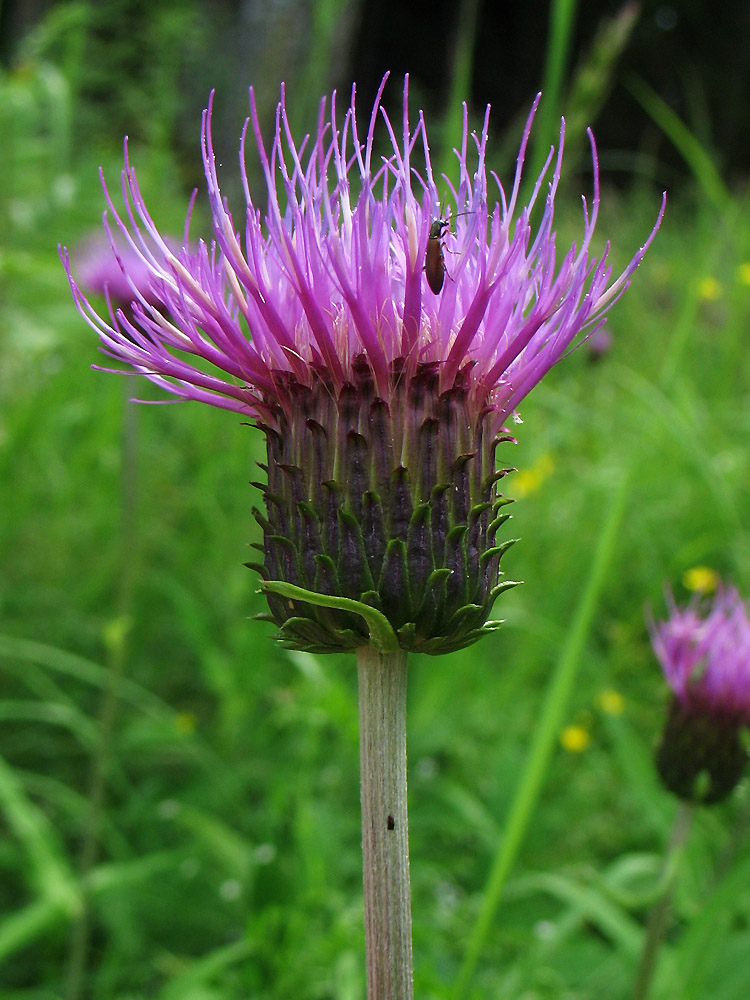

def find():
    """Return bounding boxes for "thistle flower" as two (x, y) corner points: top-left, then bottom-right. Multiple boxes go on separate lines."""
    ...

(76, 234), (161, 308)
(62, 75), (663, 655)
(649, 587), (750, 804)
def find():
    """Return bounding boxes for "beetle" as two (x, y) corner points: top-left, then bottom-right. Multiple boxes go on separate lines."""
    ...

(425, 217), (451, 294)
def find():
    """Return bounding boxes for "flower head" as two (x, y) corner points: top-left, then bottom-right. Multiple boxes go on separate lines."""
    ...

(62, 75), (663, 429)
(650, 587), (750, 724)
(649, 587), (750, 803)
(62, 76), (663, 654)
(75, 233), (164, 308)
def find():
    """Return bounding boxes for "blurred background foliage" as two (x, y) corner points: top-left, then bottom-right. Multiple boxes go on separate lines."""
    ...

(3, 0), (750, 192)
(2, 1), (750, 999)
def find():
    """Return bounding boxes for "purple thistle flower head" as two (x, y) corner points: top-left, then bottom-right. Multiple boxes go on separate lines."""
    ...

(62, 75), (664, 655)
(649, 587), (750, 803)
(62, 74), (663, 428)
(586, 328), (613, 363)
(650, 587), (750, 724)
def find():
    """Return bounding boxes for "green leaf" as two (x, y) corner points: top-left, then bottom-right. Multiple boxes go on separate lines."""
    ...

(259, 580), (399, 652)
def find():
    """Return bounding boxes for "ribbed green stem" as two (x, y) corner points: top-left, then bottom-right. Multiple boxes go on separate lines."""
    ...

(357, 646), (413, 1000)
(631, 802), (694, 1000)
(65, 385), (138, 1000)
(529, 0), (578, 180)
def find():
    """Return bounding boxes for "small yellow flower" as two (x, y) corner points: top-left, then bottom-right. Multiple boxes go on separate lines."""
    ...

(514, 453), (555, 498)
(595, 688), (625, 716)
(560, 724), (590, 753)
(736, 262), (750, 286)
(697, 276), (722, 301)
(682, 566), (720, 594)
(175, 711), (197, 734)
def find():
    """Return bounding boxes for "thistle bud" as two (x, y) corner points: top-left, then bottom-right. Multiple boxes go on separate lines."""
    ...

(649, 588), (750, 804)
(248, 360), (517, 653)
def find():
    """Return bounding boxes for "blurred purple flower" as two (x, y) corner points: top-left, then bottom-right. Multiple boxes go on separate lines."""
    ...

(649, 587), (750, 802)
(75, 234), (160, 308)
(586, 328), (613, 362)
(650, 587), (750, 724)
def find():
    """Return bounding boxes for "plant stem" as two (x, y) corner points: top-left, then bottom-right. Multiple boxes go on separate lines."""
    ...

(452, 471), (630, 999)
(529, 0), (578, 180)
(65, 385), (138, 1000)
(357, 645), (413, 1000)
(631, 801), (694, 1000)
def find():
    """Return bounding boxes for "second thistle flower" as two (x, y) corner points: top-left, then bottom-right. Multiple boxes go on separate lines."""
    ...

(649, 587), (750, 804)
(64, 75), (663, 654)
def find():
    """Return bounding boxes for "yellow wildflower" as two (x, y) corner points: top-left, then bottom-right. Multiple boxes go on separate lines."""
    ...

(697, 276), (722, 301)
(595, 688), (625, 716)
(682, 566), (720, 594)
(560, 724), (590, 753)
(513, 453), (555, 498)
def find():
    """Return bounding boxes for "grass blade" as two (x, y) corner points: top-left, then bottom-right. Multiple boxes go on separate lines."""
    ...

(452, 470), (631, 997)
(625, 74), (730, 214)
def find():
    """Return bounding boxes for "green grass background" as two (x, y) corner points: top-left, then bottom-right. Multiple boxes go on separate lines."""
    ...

(3, 6), (750, 998)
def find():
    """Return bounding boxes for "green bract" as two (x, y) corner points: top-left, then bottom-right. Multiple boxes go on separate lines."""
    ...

(249, 359), (518, 654)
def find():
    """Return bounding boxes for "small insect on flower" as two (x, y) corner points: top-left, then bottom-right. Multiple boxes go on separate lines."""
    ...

(425, 217), (451, 294)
